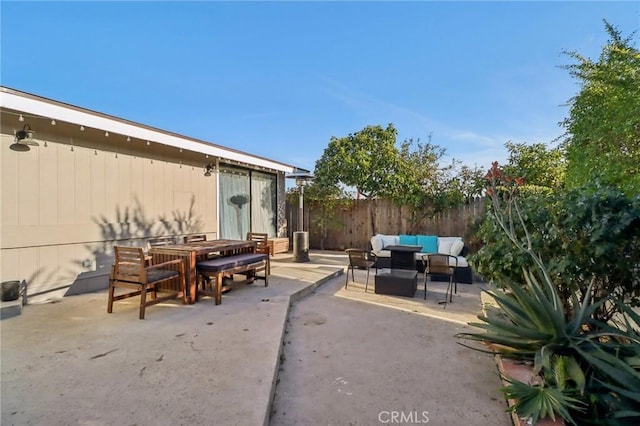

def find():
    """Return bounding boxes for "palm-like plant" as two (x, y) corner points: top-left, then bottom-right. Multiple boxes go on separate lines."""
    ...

(458, 270), (640, 424)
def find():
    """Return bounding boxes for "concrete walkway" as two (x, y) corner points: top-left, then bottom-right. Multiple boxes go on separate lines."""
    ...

(1, 251), (510, 426)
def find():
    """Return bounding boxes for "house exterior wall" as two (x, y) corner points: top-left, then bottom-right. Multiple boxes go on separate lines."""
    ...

(1, 132), (218, 303)
(1, 87), (297, 304)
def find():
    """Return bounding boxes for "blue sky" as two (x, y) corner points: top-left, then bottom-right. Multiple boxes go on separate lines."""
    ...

(2, 1), (639, 175)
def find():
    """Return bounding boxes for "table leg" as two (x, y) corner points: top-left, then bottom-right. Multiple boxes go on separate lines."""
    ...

(188, 253), (197, 304)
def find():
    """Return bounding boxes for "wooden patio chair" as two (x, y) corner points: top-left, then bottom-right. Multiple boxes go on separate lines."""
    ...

(107, 246), (186, 319)
(345, 248), (376, 292)
(247, 232), (271, 275)
(146, 236), (177, 250)
(183, 234), (207, 244)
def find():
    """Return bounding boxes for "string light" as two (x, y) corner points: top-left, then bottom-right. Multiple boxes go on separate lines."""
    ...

(51, 119), (56, 125)
(105, 131), (109, 137)
(18, 114), (24, 122)
(126, 136), (131, 142)
(146, 140), (150, 146)
(80, 125), (85, 131)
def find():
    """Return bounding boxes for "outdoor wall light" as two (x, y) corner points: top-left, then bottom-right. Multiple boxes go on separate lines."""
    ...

(10, 124), (39, 152)
(204, 163), (215, 177)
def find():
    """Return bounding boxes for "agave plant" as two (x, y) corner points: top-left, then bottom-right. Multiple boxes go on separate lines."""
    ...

(457, 267), (640, 424)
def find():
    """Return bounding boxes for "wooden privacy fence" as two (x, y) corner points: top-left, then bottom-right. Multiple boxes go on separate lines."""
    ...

(286, 197), (486, 252)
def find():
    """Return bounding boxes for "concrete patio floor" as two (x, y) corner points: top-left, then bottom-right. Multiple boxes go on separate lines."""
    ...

(1, 250), (510, 426)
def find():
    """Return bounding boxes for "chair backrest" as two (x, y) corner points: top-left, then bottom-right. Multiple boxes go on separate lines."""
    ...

(346, 248), (371, 268)
(146, 236), (176, 251)
(113, 246), (147, 282)
(425, 254), (454, 275)
(247, 232), (269, 254)
(184, 234), (207, 244)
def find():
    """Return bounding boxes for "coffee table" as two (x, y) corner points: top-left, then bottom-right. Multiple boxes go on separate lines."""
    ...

(374, 269), (418, 297)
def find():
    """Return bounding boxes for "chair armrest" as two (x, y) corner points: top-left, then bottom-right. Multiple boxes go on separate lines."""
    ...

(146, 258), (184, 272)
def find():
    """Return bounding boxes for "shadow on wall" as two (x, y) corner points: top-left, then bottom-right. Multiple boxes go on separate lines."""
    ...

(64, 195), (204, 297)
(227, 193), (249, 238)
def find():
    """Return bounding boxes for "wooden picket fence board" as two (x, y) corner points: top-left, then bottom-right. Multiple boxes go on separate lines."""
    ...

(286, 197), (486, 251)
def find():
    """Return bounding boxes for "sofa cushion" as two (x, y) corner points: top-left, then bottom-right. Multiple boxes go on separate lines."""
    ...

(455, 256), (469, 268)
(371, 235), (384, 253)
(376, 250), (391, 258)
(417, 235), (438, 253)
(438, 237), (462, 255)
(399, 234), (418, 245)
(380, 235), (399, 248)
(450, 240), (465, 256)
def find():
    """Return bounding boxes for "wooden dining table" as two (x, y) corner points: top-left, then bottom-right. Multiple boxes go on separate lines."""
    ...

(149, 239), (256, 304)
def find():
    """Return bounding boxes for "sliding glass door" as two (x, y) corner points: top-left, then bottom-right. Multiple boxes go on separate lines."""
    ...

(218, 166), (277, 239)
(219, 168), (251, 240)
(251, 171), (277, 237)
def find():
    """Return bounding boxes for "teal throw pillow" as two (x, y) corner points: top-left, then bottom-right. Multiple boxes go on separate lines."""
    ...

(417, 235), (438, 253)
(399, 234), (418, 246)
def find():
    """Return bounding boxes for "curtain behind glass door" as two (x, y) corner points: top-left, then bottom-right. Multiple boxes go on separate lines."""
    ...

(251, 172), (277, 237)
(219, 169), (250, 240)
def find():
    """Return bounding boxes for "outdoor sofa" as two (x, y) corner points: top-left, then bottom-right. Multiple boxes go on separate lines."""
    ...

(369, 234), (473, 284)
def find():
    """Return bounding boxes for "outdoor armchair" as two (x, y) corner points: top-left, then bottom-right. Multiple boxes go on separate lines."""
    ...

(421, 253), (457, 306)
(107, 246), (186, 319)
(247, 232), (271, 275)
(345, 248), (377, 292)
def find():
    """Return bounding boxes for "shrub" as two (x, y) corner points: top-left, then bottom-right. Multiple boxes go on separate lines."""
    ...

(470, 174), (640, 322)
(458, 163), (640, 424)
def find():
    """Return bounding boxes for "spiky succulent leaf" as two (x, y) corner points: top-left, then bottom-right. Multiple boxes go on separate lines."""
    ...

(501, 376), (586, 426)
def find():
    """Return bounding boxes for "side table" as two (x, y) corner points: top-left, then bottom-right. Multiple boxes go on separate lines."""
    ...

(386, 245), (423, 270)
(375, 269), (418, 297)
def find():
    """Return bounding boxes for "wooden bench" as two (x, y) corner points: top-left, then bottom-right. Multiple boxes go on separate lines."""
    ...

(195, 253), (268, 305)
(268, 237), (289, 255)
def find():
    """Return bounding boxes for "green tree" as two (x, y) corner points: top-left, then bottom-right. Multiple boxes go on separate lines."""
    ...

(561, 21), (640, 196)
(296, 182), (351, 250)
(314, 123), (401, 235)
(395, 137), (485, 232)
(502, 141), (565, 192)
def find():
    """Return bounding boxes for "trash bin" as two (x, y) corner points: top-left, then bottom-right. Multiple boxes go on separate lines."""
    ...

(1, 281), (21, 302)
